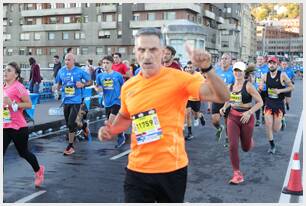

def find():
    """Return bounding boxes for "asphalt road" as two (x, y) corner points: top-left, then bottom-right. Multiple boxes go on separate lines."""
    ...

(3, 80), (303, 203)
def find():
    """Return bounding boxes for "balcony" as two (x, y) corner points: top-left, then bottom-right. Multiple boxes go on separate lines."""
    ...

(21, 7), (82, 17)
(22, 23), (81, 32)
(204, 10), (215, 20)
(99, 5), (117, 13)
(130, 20), (173, 28)
(100, 21), (117, 29)
(144, 3), (201, 13)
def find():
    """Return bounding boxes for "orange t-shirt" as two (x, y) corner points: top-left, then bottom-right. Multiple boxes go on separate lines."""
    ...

(120, 67), (203, 173)
(188, 72), (205, 101)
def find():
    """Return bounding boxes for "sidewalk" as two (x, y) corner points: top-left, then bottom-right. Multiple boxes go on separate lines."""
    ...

(28, 99), (104, 133)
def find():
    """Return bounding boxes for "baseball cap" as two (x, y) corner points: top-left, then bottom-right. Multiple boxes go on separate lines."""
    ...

(233, 61), (247, 71)
(268, 56), (278, 63)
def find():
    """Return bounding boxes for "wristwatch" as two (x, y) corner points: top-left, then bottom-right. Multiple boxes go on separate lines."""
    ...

(200, 64), (213, 73)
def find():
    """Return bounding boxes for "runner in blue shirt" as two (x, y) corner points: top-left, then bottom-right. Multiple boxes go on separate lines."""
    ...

(279, 60), (295, 113)
(254, 56), (269, 126)
(55, 53), (91, 155)
(212, 53), (234, 147)
(95, 55), (126, 148)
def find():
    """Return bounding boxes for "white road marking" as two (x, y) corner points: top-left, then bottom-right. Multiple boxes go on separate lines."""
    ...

(279, 110), (303, 203)
(15, 190), (46, 203)
(110, 149), (131, 160)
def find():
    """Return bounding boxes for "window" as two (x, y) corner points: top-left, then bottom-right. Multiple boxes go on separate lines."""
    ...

(133, 13), (140, 21)
(118, 47), (126, 54)
(76, 3), (81, 8)
(50, 3), (56, 9)
(97, 15), (102, 22)
(148, 13), (155, 20)
(96, 47), (104, 55)
(20, 33), (30, 41)
(63, 32), (69, 40)
(117, 30), (122, 38)
(50, 48), (57, 55)
(48, 32), (55, 40)
(36, 48), (42, 55)
(64, 16), (71, 24)
(19, 48), (26, 55)
(36, 3), (42, 10)
(9, 19), (13, 26)
(3, 20), (7, 26)
(36, 18), (42, 25)
(222, 41), (229, 48)
(7, 48), (13, 56)
(75, 32), (86, 40)
(64, 3), (71, 8)
(98, 30), (110, 39)
(118, 14), (122, 22)
(132, 29), (138, 36)
(85, 3), (90, 8)
(4, 34), (11, 41)
(106, 14), (113, 22)
(49, 17), (57, 24)
(25, 18), (33, 25)
(76, 48), (80, 55)
(164, 12), (175, 20)
(34, 32), (41, 40)
(81, 47), (88, 55)
(227, 7), (231, 13)
(27, 4), (33, 9)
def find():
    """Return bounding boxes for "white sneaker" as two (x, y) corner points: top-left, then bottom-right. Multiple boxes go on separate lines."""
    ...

(193, 119), (199, 127)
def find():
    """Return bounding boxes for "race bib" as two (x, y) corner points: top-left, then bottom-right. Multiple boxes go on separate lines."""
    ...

(3, 107), (11, 123)
(103, 79), (114, 90)
(268, 88), (278, 99)
(65, 86), (75, 97)
(132, 109), (162, 145)
(230, 93), (242, 105)
(255, 77), (261, 84)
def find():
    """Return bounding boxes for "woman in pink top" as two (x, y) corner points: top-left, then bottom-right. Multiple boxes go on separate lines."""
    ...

(3, 62), (45, 187)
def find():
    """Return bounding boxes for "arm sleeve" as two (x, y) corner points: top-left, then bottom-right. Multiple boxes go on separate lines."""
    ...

(181, 72), (202, 99)
(16, 84), (29, 99)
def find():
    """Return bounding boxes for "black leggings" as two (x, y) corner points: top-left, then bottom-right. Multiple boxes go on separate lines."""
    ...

(64, 104), (81, 133)
(3, 127), (40, 172)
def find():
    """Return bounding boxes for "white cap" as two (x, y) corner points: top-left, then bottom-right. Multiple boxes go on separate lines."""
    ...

(233, 62), (247, 71)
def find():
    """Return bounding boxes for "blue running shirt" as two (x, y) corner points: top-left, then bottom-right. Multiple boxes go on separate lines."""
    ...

(96, 71), (124, 107)
(215, 65), (234, 85)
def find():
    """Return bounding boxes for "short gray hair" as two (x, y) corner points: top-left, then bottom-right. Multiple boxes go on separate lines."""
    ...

(134, 28), (164, 46)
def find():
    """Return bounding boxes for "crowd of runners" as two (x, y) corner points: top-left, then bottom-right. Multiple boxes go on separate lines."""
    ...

(3, 27), (301, 202)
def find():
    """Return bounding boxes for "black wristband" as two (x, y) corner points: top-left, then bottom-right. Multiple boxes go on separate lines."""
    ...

(200, 64), (213, 73)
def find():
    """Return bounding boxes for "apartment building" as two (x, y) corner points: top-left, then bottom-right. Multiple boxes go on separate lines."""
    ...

(4, 3), (254, 71)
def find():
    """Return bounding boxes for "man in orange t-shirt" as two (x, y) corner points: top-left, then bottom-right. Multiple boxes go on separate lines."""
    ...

(98, 28), (229, 203)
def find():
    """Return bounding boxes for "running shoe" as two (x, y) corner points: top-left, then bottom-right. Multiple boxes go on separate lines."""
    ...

(286, 103), (289, 111)
(185, 133), (194, 141)
(229, 170), (244, 185)
(224, 137), (229, 147)
(200, 116), (206, 126)
(63, 145), (75, 155)
(216, 125), (224, 143)
(193, 119), (199, 127)
(267, 145), (276, 154)
(35, 165), (45, 187)
(115, 133), (126, 148)
(255, 120), (260, 127)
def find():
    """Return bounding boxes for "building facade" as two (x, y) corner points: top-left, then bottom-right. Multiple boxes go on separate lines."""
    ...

(4, 3), (256, 72)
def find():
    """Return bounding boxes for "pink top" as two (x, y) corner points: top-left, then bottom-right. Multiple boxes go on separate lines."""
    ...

(3, 81), (29, 130)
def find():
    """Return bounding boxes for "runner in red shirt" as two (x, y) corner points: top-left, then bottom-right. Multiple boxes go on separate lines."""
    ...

(112, 52), (131, 81)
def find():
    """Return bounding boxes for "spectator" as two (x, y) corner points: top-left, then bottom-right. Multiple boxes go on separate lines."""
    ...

(162, 45), (181, 70)
(29, 57), (42, 94)
(53, 55), (62, 80)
